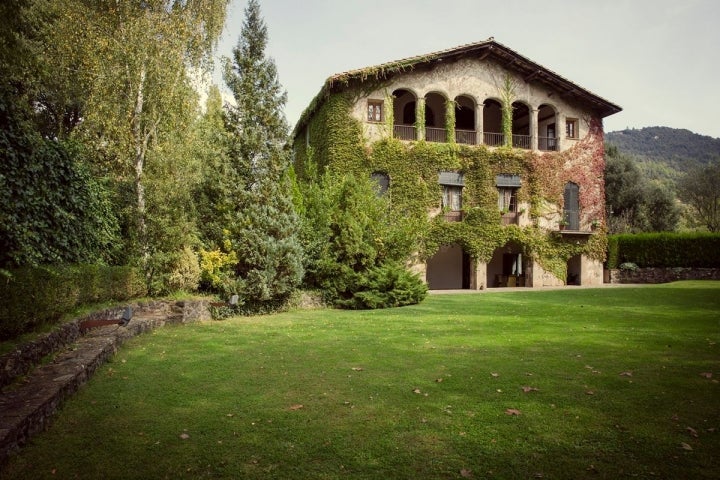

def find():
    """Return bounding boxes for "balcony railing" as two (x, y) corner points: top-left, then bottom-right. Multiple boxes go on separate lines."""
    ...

(512, 134), (531, 149)
(538, 136), (558, 151)
(484, 132), (505, 147)
(501, 212), (519, 225)
(444, 210), (463, 222)
(391, 126), (562, 152)
(425, 127), (446, 143)
(455, 129), (477, 145)
(393, 124), (416, 141)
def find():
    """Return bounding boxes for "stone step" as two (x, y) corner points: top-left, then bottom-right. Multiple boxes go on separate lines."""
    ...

(0, 300), (213, 465)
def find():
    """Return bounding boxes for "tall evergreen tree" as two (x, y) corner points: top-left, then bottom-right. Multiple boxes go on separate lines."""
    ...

(222, 0), (303, 308)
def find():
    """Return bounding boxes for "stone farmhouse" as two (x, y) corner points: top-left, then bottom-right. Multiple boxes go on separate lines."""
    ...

(292, 38), (621, 290)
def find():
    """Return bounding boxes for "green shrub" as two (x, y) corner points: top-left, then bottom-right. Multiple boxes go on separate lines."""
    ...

(336, 262), (428, 309)
(607, 232), (720, 268)
(0, 265), (146, 340)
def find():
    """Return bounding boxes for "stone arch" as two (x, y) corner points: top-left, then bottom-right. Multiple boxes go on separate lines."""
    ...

(424, 91), (447, 142)
(392, 88), (417, 140)
(537, 103), (558, 151)
(392, 88), (417, 125)
(426, 243), (472, 290)
(511, 101), (531, 149)
(482, 98), (503, 146)
(486, 241), (526, 288)
(454, 95), (476, 130)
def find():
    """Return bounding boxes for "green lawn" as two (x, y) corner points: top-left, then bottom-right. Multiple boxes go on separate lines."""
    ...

(4, 282), (719, 479)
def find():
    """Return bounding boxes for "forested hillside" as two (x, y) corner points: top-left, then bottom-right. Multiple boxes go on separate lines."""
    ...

(606, 127), (720, 179)
(604, 126), (720, 233)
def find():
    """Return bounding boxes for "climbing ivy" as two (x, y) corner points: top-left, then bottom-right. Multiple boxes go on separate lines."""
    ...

(293, 86), (608, 284)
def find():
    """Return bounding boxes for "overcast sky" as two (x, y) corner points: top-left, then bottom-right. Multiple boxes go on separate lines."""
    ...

(212, 0), (719, 138)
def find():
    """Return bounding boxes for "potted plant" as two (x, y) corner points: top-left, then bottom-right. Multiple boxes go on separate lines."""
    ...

(559, 219), (569, 230)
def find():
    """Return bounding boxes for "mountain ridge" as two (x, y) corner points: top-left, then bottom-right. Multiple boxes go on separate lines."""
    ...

(605, 126), (720, 172)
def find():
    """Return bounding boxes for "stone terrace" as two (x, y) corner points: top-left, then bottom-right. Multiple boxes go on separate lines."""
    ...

(0, 300), (212, 465)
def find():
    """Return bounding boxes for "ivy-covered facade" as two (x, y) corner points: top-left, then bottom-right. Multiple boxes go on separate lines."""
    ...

(292, 38), (621, 290)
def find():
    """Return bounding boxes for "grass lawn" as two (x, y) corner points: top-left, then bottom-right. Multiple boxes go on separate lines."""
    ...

(3, 282), (719, 479)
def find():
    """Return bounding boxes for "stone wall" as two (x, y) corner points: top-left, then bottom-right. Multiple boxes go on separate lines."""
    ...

(0, 300), (213, 465)
(0, 300), (212, 390)
(608, 267), (720, 284)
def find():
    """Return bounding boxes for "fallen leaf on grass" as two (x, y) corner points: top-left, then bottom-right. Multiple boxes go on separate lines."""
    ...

(179, 433), (190, 440)
(435, 378), (444, 383)
(351, 367), (364, 371)
(687, 427), (699, 438)
(700, 372), (713, 379)
(619, 371), (633, 377)
(680, 442), (693, 451)
(412, 388), (422, 394)
(585, 390), (595, 395)
(289, 404), (304, 411)
(521, 386), (539, 393)
(491, 373), (499, 377)
(460, 468), (473, 478)
(505, 408), (522, 416)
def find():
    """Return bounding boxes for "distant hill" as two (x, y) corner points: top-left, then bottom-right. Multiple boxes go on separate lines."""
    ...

(606, 126), (720, 170)
(605, 127), (720, 184)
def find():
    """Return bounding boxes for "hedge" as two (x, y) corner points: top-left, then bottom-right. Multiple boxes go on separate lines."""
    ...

(607, 232), (720, 269)
(0, 265), (146, 341)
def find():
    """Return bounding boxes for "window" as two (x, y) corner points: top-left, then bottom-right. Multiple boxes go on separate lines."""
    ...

(498, 187), (518, 213)
(367, 100), (383, 122)
(563, 182), (580, 230)
(443, 185), (462, 211)
(370, 172), (390, 196)
(495, 174), (521, 213)
(566, 118), (579, 139)
(439, 172), (464, 211)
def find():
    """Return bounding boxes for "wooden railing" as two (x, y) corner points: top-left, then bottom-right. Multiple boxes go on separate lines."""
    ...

(444, 211), (463, 222)
(538, 136), (558, 151)
(391, 127), (562, 152)
(501, 212), (519, 225)
(455, 129), (477, 145)
(512, 134), (531, 150)
(393, 124), (416, 141)
(425, 127), (446, 143)
(483, 132), (505, 147)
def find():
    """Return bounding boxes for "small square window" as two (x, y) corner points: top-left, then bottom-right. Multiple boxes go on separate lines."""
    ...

(566, 118), (579, 139)
(367, 100), (383, 123)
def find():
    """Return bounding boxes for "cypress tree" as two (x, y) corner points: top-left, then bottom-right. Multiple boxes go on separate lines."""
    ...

(222, 0), (303, 308)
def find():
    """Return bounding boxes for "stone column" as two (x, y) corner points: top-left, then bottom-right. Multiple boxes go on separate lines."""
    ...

(416, 97), (426, 141)
(530, 107), (539, 151)
(556, 112), (564, 151)
(475, 101), (484, 145)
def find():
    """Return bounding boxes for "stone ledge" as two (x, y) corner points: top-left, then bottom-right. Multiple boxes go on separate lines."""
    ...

(0, 300), (212, 465)
(609, 267), (720, 284)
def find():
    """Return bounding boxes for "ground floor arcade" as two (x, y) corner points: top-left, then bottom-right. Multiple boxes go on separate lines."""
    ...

(421, 242), (603, 290)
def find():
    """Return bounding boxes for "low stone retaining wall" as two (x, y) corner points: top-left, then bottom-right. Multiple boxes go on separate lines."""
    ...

(0, 300), (211, 390)
(0, 300), (212, 465)
(608, 267), (720, 284)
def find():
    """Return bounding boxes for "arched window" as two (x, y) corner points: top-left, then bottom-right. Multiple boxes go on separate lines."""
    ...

(563, 182), (580, 230)
(371, 172), (390, 196)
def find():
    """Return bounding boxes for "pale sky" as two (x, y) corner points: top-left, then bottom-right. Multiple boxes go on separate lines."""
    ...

(212, 0), (720, 138)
